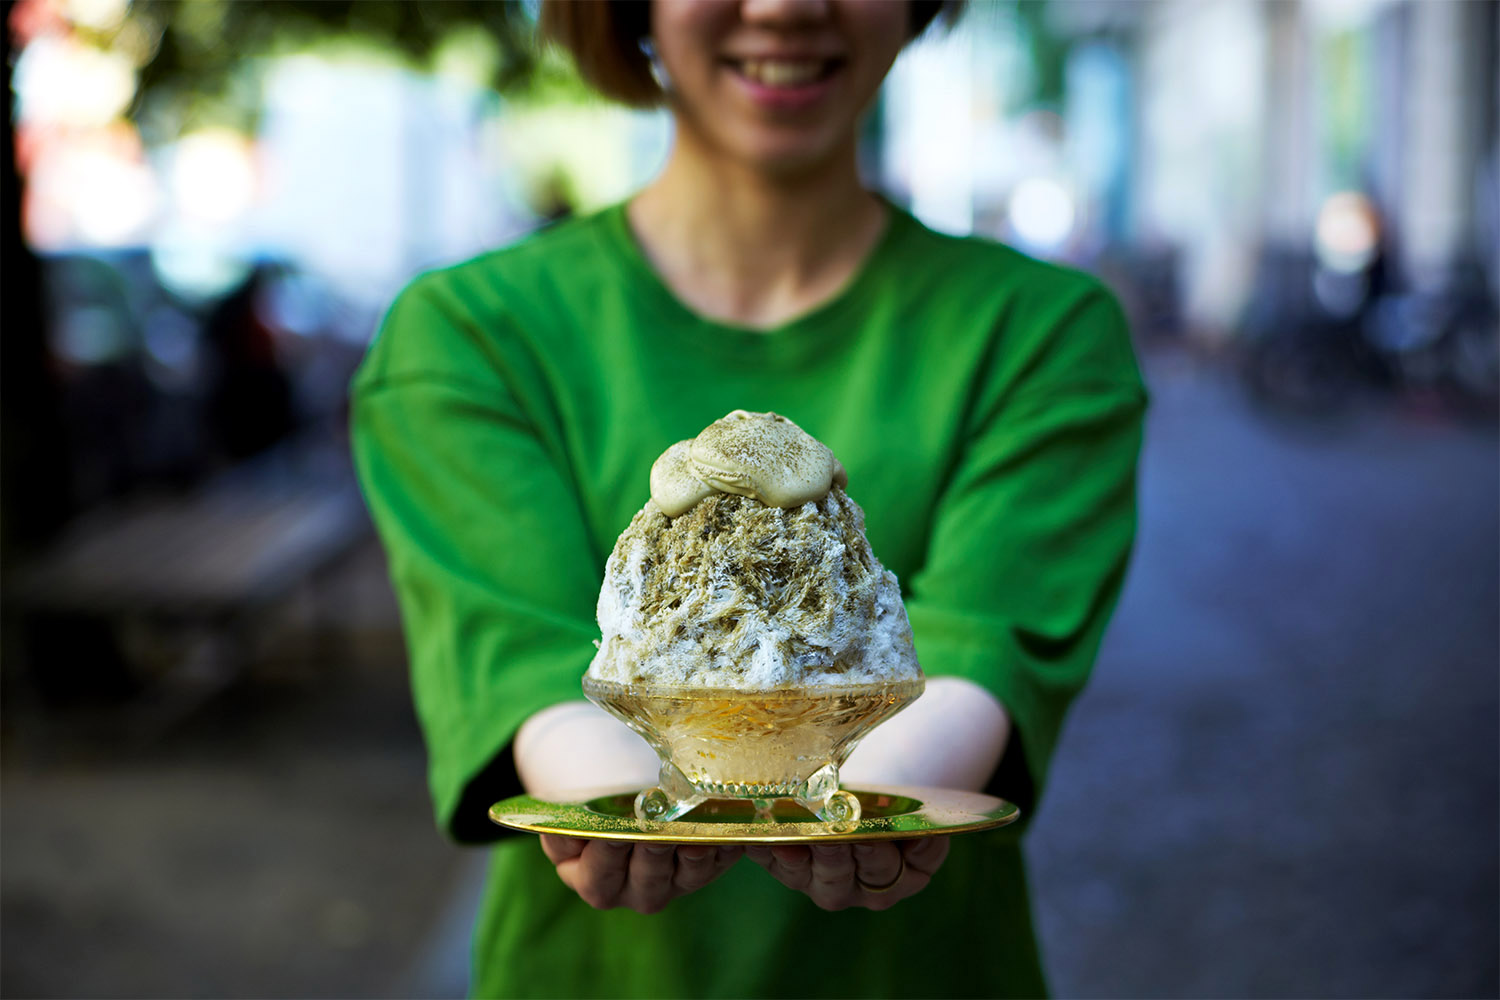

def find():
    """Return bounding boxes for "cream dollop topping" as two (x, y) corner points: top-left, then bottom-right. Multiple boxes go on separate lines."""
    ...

(649, 410), (848, 518)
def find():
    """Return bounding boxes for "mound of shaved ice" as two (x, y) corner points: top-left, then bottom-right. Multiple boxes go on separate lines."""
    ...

(586, 488), (920, 690)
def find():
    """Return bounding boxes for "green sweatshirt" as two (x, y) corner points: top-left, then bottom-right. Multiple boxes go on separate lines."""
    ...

(351, 200), (1146, 999)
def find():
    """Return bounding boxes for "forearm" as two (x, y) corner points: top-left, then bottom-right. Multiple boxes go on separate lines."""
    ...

(838, 676), (1010, 791)
(514, 701), (661, 799)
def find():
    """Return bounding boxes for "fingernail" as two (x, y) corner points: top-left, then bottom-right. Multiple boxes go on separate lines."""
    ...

(811, 844), (842, 858)
(644, 845), (673, 856)
(852, 843), (877, 858)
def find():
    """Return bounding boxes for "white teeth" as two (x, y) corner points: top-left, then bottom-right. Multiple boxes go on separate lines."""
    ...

(739, 59), (827, 88)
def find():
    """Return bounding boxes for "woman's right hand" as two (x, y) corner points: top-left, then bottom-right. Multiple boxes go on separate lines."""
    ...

(541, 835), (744, 914)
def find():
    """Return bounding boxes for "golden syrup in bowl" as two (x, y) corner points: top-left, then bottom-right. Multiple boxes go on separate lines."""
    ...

(582, 676), (924, 826)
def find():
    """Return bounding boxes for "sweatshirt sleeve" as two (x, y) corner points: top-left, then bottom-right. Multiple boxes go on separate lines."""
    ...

(902, 279), (1147, 818)
(350, 274), (601, 842)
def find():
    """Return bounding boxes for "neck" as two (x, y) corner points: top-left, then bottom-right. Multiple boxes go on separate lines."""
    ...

(627, 128), (888, 330)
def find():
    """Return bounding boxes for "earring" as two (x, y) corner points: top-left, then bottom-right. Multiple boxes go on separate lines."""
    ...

(640, 37), (672, 92)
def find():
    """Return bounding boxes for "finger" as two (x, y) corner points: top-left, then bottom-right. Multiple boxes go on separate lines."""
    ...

(624, 845), (677, 914)
(806, 844), (858, 911)
(688, 845), (744, 891)
(555, 857), (581, 893)
(540, 835), (588, 866)
(853, 838), (951, 912)
(851, 842), (903, 890)
(570, 839), (633, 909)
(763, 845), (813, 891)
(902, 835), (950, 876)
(671, 843), (722, 893)
(714, 845), (745, 878)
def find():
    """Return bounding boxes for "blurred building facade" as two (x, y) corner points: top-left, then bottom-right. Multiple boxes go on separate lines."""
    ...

(12, 2), (1497, 310)
(881, 1), (1497, 336)
(3, 0), (1497, 551)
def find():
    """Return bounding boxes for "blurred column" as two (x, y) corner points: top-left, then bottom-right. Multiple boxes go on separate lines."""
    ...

(257, 60), (411, 304)
(1261, 0), (1316, 248)
(1065, 40), (1133, 247)
(1135, 0), (1266, 335)
(881, 20), (976, 236)
(1399, 0), (1488, 287)
(1368, 4), (1407, 235)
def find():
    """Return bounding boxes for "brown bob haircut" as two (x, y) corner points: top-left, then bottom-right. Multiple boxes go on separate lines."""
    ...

(540, 1), (966, 108)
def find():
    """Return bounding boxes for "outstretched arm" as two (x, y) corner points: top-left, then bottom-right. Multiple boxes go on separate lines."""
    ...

(515, 676), (1004, 913)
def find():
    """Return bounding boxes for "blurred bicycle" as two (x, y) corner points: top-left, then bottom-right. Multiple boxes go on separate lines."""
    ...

(1240, 192), (1498, 419)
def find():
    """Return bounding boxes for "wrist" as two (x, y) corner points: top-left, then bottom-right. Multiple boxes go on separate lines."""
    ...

(515, 701), (659, 799)
(839, 676), (1010, 791)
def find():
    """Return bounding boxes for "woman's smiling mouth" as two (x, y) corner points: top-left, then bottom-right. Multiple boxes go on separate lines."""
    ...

(728, 56), (845, 88)
(721, 55), (847, 110)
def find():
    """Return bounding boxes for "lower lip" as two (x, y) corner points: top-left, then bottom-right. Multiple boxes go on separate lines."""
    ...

(729, 65), (841, 112)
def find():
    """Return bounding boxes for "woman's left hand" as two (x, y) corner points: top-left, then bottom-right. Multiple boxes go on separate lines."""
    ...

(745, 836), (949, 911)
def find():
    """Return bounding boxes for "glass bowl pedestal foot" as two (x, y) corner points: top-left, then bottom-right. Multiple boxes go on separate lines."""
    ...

(632, 760), (863, 826)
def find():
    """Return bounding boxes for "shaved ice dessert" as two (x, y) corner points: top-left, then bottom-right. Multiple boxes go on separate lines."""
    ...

(583, 411), (923, 825)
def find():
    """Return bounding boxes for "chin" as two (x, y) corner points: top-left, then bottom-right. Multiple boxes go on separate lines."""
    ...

(730, 129), (850, 179)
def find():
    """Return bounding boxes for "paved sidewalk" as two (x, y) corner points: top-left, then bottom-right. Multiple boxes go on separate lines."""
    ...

(0, 598), (462, 999)
(1029, 357), (1499, 998)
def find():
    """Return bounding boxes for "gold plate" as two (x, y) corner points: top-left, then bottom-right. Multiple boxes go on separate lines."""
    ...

(489, 785), (1020, 844)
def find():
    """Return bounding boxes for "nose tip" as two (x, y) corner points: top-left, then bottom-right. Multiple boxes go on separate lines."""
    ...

(739, 0), (832, 26)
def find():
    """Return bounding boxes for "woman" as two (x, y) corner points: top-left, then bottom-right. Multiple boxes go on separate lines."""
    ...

(352, 1), (1146, 996)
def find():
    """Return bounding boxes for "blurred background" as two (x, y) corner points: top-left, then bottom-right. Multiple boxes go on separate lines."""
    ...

(1, 0), (1495, 996)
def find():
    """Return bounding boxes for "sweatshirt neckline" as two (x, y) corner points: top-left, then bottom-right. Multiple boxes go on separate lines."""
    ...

(597, 194), (913, 360)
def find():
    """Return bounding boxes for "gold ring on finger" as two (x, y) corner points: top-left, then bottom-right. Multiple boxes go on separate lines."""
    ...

(855, 851), (905, 894)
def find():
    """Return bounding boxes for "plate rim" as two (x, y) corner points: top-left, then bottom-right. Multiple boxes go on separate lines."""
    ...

(488, 783), (1021, 845)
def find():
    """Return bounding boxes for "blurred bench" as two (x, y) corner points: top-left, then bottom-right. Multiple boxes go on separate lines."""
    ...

(8, 444), (373, 730)
(16, 483), (367, 619)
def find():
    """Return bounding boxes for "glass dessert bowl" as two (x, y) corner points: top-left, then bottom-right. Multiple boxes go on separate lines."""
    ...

(582, 675), (925, 827)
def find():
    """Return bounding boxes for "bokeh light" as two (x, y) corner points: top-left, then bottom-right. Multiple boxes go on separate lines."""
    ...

(166, 128), (258, 226)
(13, 33), (136, 128)
(1008, 176), (1077, 253)
(1315, 191), (1381, 273)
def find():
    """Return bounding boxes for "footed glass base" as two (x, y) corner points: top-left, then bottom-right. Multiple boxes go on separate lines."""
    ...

(634, 760), (862, 828)
(634, 762), (703, 822)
